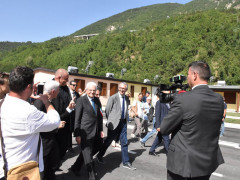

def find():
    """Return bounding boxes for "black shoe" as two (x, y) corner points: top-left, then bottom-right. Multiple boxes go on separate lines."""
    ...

(96, 155), (105, 164)
(67, 147), (75, 153)
(149, 151), (159, 156)
(68, 167), (81, 177)
(139, 141), (145, 148)
(122, 162), (136, 170)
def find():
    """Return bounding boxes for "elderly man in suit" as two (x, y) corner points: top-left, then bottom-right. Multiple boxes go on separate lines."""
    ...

(71, 82), (103, 180)
(96, 82), (136, 170)
(160, 61), (224, 180)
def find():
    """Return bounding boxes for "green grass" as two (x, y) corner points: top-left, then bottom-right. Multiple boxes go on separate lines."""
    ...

(226, 112), (240, 117)
(225, 118), (240, 124)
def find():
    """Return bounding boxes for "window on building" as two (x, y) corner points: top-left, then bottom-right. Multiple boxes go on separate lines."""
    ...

(224, 91), (236, 104)
(141, 87), (147, 96)
(98, 82), (107, 96)
(75, 79), (85, 92)
(110, 83), (118, 96)
(130, 85), (134, 98)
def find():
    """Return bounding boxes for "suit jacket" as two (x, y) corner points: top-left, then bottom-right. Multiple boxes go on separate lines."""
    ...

(33, 99), (58, 156)
(74, 95), (103, 140)
(70, 90), (80, 132)
(52, 85), (71, 123)
(160, 85), (224, 178)
(105, 93), (130, 131)
(154, 101), (169, 129)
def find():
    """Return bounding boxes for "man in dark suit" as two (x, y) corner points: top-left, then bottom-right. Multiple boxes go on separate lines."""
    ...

(68, 80), (80, 152)
(160, 61), (224, 180)
(148, 96), (169, 156)
(52, 69), (75, 159)
(72, 82), (103, 180)
(96, 82), (136, 170)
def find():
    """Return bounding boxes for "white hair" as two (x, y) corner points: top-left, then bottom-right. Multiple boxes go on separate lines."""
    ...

(44, 80), (59, 94)
(119, 82), (128, 91)
(86, 82), (97, 90)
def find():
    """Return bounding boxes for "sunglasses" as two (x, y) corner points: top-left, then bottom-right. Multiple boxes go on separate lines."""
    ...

(71, 84), (77, 86)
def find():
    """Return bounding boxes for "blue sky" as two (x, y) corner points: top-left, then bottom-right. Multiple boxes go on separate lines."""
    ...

(0, 0), (191, 42)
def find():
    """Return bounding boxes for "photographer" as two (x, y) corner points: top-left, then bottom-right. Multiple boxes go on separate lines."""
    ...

(160, 61), (224, 180)
(0, 66), (60, 179)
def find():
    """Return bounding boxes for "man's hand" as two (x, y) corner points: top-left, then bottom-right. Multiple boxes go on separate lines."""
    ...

(157, 128), (160, 132)
(68, 99), (76, 110)
(58, 121), (66, 129)
(100, 131), (104, 138)
(76, 136), (81, 145)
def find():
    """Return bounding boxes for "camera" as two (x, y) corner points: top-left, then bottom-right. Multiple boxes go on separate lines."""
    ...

(155, 75), (188, 103)
(37, 84), (44, 95)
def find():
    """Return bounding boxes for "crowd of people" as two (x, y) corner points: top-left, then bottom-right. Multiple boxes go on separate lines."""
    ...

(0, 61), (227, 180)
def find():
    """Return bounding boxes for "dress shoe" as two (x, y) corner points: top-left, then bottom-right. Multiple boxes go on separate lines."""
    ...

(122, 162), (136, 170)
(149, 151), (159, 156)
(96, 155), (105, 164)
(68, 167), (81, 177)
(139, 141), (145, 147)
(67, 147), (75, 153)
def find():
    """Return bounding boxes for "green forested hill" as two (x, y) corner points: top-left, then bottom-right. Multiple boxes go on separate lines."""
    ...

(71, 3), (182, 35)
(72, 0), (240, 36)
(1, 10), (240, 85)
(175, 0), (240, 14)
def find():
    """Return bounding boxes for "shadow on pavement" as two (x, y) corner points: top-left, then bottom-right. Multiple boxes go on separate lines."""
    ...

(95, 148), (145, 180)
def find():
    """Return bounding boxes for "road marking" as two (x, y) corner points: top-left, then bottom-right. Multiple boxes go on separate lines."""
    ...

(219, 140), (240, 149)
(212, 172), (224, 177)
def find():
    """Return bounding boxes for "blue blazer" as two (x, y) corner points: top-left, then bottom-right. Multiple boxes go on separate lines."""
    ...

(154, 100), (169, 129)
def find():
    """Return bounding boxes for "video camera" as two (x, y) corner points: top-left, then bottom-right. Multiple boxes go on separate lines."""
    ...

(155, 75), (188, 103)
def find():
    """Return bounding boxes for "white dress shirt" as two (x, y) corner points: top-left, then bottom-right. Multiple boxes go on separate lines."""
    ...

(0, 94), (60, 178)
(118, 93), (127, 119)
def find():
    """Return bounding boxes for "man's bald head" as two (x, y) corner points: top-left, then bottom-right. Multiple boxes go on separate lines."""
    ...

(55, 68), (69, 86)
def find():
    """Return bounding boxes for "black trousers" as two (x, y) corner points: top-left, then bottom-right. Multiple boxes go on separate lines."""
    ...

(167, 170), (211, 180)
(41, 134), (60, 180)
(71, 136), (103, 179)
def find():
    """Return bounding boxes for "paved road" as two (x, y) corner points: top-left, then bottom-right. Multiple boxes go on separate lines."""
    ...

(56, 119), (240, 180)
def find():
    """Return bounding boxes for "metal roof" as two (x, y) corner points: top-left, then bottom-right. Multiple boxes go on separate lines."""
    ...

(33, 67), (158, 86)
(208, 85), (240, 91)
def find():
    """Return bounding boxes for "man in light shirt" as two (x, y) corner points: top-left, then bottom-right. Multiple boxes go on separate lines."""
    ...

(0, 66), (60, 180)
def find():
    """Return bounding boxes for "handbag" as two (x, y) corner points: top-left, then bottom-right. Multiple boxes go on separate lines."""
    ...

(0, 99), (41, 180)
(129, 102), (138, 118)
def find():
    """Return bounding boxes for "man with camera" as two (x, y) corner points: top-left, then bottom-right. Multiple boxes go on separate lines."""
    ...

(160, 61), (224, 180)
(0, 67), (60, 180)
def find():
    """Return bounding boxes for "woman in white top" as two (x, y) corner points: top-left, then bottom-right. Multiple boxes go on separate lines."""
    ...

(131, 92), (144, 138)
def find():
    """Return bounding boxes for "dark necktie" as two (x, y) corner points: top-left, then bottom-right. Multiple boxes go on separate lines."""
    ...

(121, 96), (125, 119)
(91, 98), (96, 114)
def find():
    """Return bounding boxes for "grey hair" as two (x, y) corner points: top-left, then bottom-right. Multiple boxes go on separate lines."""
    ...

(119, 82), (128, 91)
(44, 80), (59, 94)
(86, 82), (97, 90)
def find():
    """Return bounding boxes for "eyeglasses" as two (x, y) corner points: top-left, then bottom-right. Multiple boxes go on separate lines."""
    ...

(71, 84), (77, 87)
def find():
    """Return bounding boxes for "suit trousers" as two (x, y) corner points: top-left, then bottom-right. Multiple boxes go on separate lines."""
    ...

(149, 132), (169, 153)
(167, 170), (211, 180)
(141, 120), (148, 134)
(98, 119), (129, 164)
(71, 138), (96, 179)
